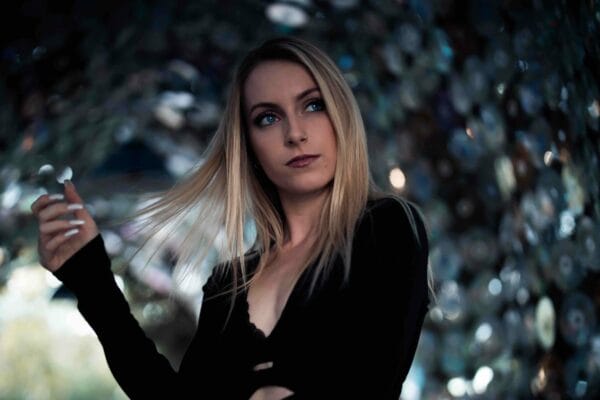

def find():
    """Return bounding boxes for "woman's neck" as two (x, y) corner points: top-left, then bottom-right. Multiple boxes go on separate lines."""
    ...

(278, 188), (329, 249)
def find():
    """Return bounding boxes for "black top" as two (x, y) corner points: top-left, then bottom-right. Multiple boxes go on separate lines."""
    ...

(55, 196), (430, 399)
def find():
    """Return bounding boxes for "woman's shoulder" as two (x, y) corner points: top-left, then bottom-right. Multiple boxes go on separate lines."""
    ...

(361, 194), (428, 252)
(202, 251), (260, 297)
(364, 195), (423, 226)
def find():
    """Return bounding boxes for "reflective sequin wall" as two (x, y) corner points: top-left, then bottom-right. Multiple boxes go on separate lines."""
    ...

(1, 0), (599, 398)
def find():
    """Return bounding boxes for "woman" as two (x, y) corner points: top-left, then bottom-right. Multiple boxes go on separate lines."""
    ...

(31, 36), (432, 399)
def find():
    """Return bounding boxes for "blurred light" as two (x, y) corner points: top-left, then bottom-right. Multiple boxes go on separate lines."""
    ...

(516, 287), (530, 305)
(544, 150), (555, 166)
(558, 210), (576, 238)
(115, 275), (125, 292)
(563, 165), (585, 216)
(21, 134), (34, 151)
(115, 121), (135, 143)
(465, 126), (474, 139)
(38, 164), (55, 175)
(432, 28), (453, 72)
(154, 104), (185, 130)
(142, 302), (166, 323)
(167, 59), (199, 81)
(494, 155), (516, 200)
(6, 266), (47, 298)
(532, 364), (548, 392)
(535, 296), (556, 350)
(430, 238), (462, 281)
(473, 366), (494, 394)
(56, 166), (73, 184)
(32, 46), (47, 60)
(338, 54), (354, 70)
(488, 278), (502, 296)
(401, 379), (420, 400)
(588, 99), (600, 118)
(389, 167), (406, 190)
(66, 309), (95, 336)
(398, 23), (422, 54)
(1, 182), (21, 209)
(44, 271), (62, 289)
(575, 380), (588, 397)
(496, 83), (505, 95)
(517, 59), (528, 72)
(558, 129), (567, 142)
(160, 91), (194, 109)
(519, 84), (544, 114)
(401, 362), (424, 400)
(447, 377), (468, 397)
(429, 306), (444, 323)
(438, 280), (465, 322)
(381, 43), (404, 76)
(266, 3), (308, 28)
(166, 154), (196, 177)
(475, 322), (492, 342)
(101, 230), (124, 256)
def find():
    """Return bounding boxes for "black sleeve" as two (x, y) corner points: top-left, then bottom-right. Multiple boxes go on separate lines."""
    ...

(54, 233), (181, 399)
(335, 198), (430, 399)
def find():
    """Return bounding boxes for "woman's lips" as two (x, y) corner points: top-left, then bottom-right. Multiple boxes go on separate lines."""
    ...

(287, 155), (320, 168)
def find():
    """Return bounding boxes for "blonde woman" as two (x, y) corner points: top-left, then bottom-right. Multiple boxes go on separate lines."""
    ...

(31, 37), (432, 399)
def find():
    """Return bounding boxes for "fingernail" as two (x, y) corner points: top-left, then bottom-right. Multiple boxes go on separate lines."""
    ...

(67, 204), (84, 210)
(64, 179), (73, 187)
(69, 219), (86, 225)
(64, 228), (79, 237)
(48, 194), (65, 201)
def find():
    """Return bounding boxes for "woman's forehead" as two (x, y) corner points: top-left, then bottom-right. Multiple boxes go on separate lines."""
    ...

(243, 61), (318, 104)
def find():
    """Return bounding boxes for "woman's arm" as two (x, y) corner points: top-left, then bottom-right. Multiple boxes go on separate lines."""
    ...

(54, 234), (182, 398)
(33, 182), (190, 398)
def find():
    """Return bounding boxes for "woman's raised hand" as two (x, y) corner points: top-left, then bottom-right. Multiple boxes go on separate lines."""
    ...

(31, 180), (99, 272)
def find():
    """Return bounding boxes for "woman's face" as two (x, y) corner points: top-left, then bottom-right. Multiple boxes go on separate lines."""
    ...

(243, 60), (337, 200)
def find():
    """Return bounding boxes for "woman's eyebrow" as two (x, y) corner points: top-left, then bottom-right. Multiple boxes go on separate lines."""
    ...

(248, 87), (321, 115)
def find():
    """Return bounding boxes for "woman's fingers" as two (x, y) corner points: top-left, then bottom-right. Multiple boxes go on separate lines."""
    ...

(31, 183), (87, 223)
(63, 180), (90, 219)
(39, 218), (86, 235)
(31, 180), (100, 272)
(37, 201), (85, 222)
(45, 228), (80, 252)
(63, 179), (82, 202)
(31, 193), (65, 215)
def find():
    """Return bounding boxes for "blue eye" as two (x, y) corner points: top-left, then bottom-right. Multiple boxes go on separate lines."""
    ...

(252, 99), (325, 128)
(306, 99), (325, 112)
(254, 113), (278, 127)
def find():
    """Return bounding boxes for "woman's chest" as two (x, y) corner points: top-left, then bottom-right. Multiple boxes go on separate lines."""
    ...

(246, 254), (309, 338)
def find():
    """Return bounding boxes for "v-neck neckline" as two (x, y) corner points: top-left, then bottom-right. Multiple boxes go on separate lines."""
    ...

(243, 255), (314, 341)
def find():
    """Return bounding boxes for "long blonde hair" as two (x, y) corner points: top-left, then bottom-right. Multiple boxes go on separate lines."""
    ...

(114, 36), (434, 323)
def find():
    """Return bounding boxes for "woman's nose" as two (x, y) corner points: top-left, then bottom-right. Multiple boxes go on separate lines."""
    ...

(284, 115), (307, 145)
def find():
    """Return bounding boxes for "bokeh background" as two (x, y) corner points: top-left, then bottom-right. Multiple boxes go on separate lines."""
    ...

(1, 0), (599, 398)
